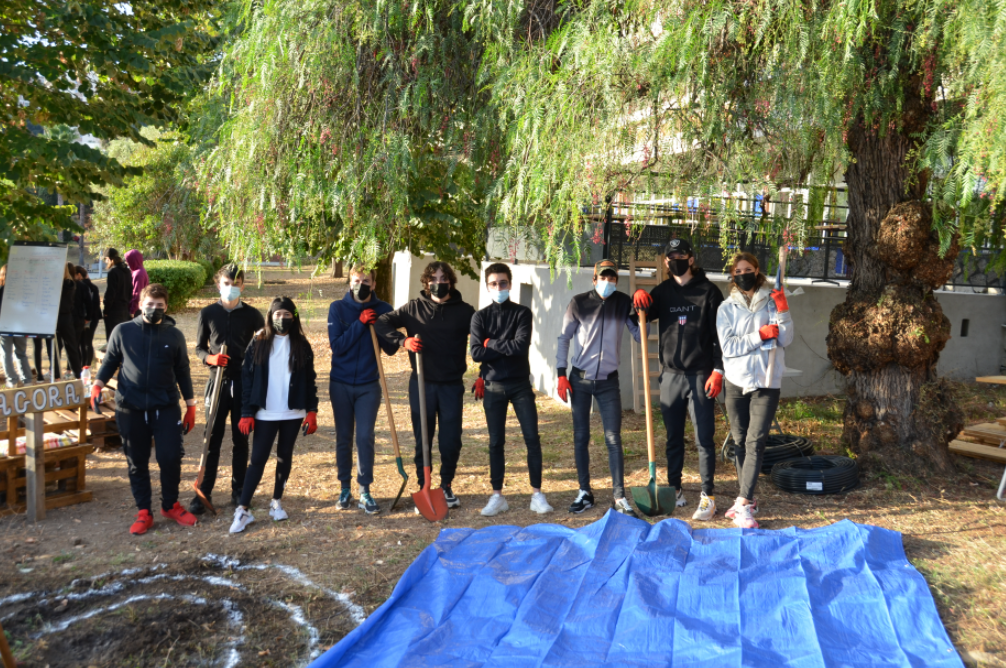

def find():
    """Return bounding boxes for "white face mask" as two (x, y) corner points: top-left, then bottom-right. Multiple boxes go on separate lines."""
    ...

(220, 285), (241, 301)
(490, 289), (509, 304)
(595, 280), (616, 298)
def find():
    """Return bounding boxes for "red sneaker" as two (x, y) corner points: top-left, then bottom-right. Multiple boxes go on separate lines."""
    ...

(130, 509), (154, 535)
(160, 502), (198, 527)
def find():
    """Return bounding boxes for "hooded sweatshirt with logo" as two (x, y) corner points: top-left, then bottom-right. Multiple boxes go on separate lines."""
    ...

(647, 271), (725, 375)
(328, 291), (395, 385)
(375, 289), (475, 384)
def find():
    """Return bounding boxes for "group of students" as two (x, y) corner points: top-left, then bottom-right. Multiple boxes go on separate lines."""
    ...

(92, 239), (791, 536)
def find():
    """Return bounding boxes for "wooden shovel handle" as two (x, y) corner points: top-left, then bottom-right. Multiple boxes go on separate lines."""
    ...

(369, 325), (402, 459)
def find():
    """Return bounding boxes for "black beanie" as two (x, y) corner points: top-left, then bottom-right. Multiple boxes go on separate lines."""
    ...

(271, 296), (298, 318)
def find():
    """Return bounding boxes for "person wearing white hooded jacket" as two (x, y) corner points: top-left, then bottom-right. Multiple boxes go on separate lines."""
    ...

(716, 252), (794, 529)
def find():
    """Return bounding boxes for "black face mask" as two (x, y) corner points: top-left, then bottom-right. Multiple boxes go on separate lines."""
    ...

(273, 316), (294, 334)
(352, 283), (372, 301)
(142, 307), (165, 324)
(430, 283), (450, 299)
(734, 272), (758, 292)
(668, 258), (691, 277)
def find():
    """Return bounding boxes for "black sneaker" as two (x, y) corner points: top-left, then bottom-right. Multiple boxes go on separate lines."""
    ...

(337, 488), (353, 510)
(442, 486), (460, 508)
(568, 489), (594, 514)
(188, 496), (207, 516)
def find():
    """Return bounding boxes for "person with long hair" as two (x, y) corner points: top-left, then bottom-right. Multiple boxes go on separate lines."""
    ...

(75, 265), (101, 367)
(124, 250), (149, 316)
(36, 262), (83, 380)
(716, 252), (794, 529)
(64, 261), (89, 375)
(0, 265), (31, 387)
(231, 297), (318, 533)
(102, 248), (132, 341)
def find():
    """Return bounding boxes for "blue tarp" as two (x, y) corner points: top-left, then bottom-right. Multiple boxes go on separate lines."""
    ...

(313, 511), (963, 668)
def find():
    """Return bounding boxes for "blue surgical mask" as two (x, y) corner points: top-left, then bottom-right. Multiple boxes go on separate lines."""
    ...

(491, 289), (509, 304)
(595, 281), (616, 298)
(220, 285), (241, 301)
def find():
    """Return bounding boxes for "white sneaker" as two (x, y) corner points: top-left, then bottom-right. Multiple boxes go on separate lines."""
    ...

(725, 499), (759, 519)
(229, 507), (255, 533)
(269, 499), (288, 521)
(529, 492), (553, 514)
(480, 494), (509, 517)
(691, 493), (716, 521)
(613, 498), (637, 517)
(676, 488), (687, 507)
(731, 501), (759, 529)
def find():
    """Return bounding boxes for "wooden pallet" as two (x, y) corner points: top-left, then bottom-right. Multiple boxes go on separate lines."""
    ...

(961, 422), (1006, 446)
(950, 439), (1006, 464)
(0, 443), (94, 515)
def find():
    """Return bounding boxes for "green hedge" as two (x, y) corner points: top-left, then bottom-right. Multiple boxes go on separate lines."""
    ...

(195, 259), (215, 285)
(145, 260), (207, 311)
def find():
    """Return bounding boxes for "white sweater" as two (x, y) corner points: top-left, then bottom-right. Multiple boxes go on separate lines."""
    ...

(716, 286), (794, 392)
(255, 335), (307, 421)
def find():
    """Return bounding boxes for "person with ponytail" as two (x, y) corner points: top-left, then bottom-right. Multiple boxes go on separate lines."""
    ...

(231, 297), (319, 533)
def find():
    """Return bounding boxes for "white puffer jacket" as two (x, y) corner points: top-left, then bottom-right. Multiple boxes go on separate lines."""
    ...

(716, 285), (794, 392)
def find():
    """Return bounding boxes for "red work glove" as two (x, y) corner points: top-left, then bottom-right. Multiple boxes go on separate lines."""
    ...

(483, 338), (490, 348)
(403, 337), (422, 353)
(182, 405), (196, 435)
(632, 289), (653, 311)
(557, 375), (573, 402)
(705, 371), (723, 399)
(302, 411), (318, 436)
(359, 308), (377, 325)
(239, 417), (255, 435)
(90, 384), (103, 415)
(472, 378), (485, 400)
(770, 289), (789, 313)
(206, 353), (230, 367)
(759, 324), (780, 341)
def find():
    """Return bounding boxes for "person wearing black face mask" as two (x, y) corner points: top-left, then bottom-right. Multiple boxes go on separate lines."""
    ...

(327, 265), (395, 514)
(631, 237), (725, 521)
(375, 260), (475, 510)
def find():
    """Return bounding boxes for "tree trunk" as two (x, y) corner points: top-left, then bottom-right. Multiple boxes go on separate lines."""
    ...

(373, 252), (394, 304)
(827, 94), (963, 475)
(330, 259), (343, 278)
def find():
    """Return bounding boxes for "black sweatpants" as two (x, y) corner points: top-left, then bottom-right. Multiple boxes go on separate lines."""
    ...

(198, 378), (249, 499)
(408, 374), (465, 489)
(80, 319), (98, 368)
(240, 418), (301, 508)
(56, 312), (82, 378)
(118, 404), (184, 512)
(659, 370), (718, 495)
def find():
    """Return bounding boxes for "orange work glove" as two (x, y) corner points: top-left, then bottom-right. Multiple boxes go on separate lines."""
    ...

(359, 308), (377, 325)
(472, 378), (485, 400)
(770, 289), (789, 313)
(302, 411), (318, 436)
(182, 405), (196, 435)
(704, 371), (723, 399)
(632, 289), (653, 311)
(483, 338), (490, 348)
(404, 337), (423, 353)
(239, 417), (255, 435)
(90, 384), (103, 415)
(557, 375), (573, 402)
(206, 353), (230, 367)
(759, 324), (780, 341)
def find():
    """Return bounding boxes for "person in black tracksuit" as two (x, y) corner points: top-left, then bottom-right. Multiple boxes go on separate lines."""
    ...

(93, 283), (198, 535)
(103, 248), (133, 342)
(469, 262), (553, 517)
(375, 261), (475, 509)
(634, 238), (725, 518)
(42, 265), (83, 379)
(189, 264), (265, 514)
(69, 262), (90, 371)
(76, 265), (101, 367)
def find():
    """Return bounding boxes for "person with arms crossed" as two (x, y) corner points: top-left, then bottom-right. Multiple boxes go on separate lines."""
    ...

(91, 283), (198, 534)
(470, 262), (553, 517)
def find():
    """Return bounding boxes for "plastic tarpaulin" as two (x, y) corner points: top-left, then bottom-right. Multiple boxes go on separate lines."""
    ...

(313, 511), (962, 668)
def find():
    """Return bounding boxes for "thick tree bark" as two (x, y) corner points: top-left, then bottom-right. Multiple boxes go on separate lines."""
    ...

(373, 252), (394, 304)
(827, 92), (962, 474)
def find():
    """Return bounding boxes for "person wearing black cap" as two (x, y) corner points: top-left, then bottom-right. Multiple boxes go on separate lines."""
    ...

(555, 259), (646, 516)
(102, 248), (133, 342)
(631, 237), (725, 521)
(189, 263), (266, 514)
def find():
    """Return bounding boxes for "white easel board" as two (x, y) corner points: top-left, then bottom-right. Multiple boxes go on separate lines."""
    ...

(0, 242), (68, 338)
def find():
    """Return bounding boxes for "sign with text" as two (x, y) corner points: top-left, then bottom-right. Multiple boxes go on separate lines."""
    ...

(0, 380), (86, 417)
(0, 241), (69, 337)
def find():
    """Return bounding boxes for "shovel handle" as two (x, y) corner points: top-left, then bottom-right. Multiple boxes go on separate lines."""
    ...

(369, 325), (402, 459)
(199, 343), (228, 469)
(638, 309), (657, 464)
(415, 335), (430, 471)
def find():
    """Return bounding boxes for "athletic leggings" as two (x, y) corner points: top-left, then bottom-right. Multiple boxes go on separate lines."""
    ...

(239, 418), (301, 508)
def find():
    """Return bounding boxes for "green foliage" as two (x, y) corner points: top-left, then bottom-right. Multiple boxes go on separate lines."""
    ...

(195, 259), (215, 285)
(145, 260), (207, 311)
(0, 0), (219, 246)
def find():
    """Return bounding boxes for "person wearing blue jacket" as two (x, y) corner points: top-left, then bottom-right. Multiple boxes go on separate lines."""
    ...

(327, 265), (395, 514)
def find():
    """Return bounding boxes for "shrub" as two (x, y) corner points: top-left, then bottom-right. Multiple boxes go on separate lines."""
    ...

(195, 259), (215, 285)
(145, 260), (207, 311)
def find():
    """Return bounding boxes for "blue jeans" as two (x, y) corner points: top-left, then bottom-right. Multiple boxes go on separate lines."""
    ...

(1, 335), (30, 385)
(570, 368), (625, 499)
(408, 374), (464, 489)
(483, 377), (542, 491)
(330, 380), (382, 488)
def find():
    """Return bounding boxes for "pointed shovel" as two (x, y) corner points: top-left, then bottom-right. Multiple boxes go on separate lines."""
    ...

(369, 324), (408, 510)
(192, 344), (227, 515)
(411, 336), (448, 521)
(630, 309), (677, 516)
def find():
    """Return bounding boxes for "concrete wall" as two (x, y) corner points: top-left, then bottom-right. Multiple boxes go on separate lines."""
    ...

(391, 251), (481, 310)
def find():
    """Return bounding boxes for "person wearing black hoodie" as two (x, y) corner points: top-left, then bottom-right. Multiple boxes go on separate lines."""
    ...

(102, 248), (133, 342)
(376, 261), (475, 509)
(75, 265), (101, 367)
(92, 283), (198, 535)
(633, 238), (725, 521)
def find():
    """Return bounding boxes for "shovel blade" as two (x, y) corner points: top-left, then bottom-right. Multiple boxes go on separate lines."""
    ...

(192, 477), (218, 516)
(390, 456), (409, 511)
(412, 467), (448, 521)
(630, 482), (677, 517)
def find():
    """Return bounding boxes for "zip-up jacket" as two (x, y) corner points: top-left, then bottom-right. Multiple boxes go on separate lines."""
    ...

(375, 289), (475, 384)
(647, 273), (725, 375)
(470, 299), (532, 383)
(81, 278), (101, 322)
(104, 264), (132, 317)
(556, 289), (645, 380)
(717, 285), (794, 391)
(195, 301), (266, 385)
(241, 337), (319, 417)
(96, 314), (194, 410)
(328, 292), (395, 385)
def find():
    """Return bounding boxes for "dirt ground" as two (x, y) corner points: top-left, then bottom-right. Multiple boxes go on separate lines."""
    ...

(2, 267), (1005, 667)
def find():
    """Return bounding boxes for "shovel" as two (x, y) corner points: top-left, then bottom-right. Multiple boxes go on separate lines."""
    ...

(369, 324), (408, 510)
(411, 335), (448, 522)
(192, 343), (227, 515)
(765, 245), (787, 382)
(630, 309), (677, 516)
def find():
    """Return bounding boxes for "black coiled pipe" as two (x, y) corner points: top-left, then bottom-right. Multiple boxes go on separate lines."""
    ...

(770, 456), (860, 495)
(722, 434), (815, 474)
